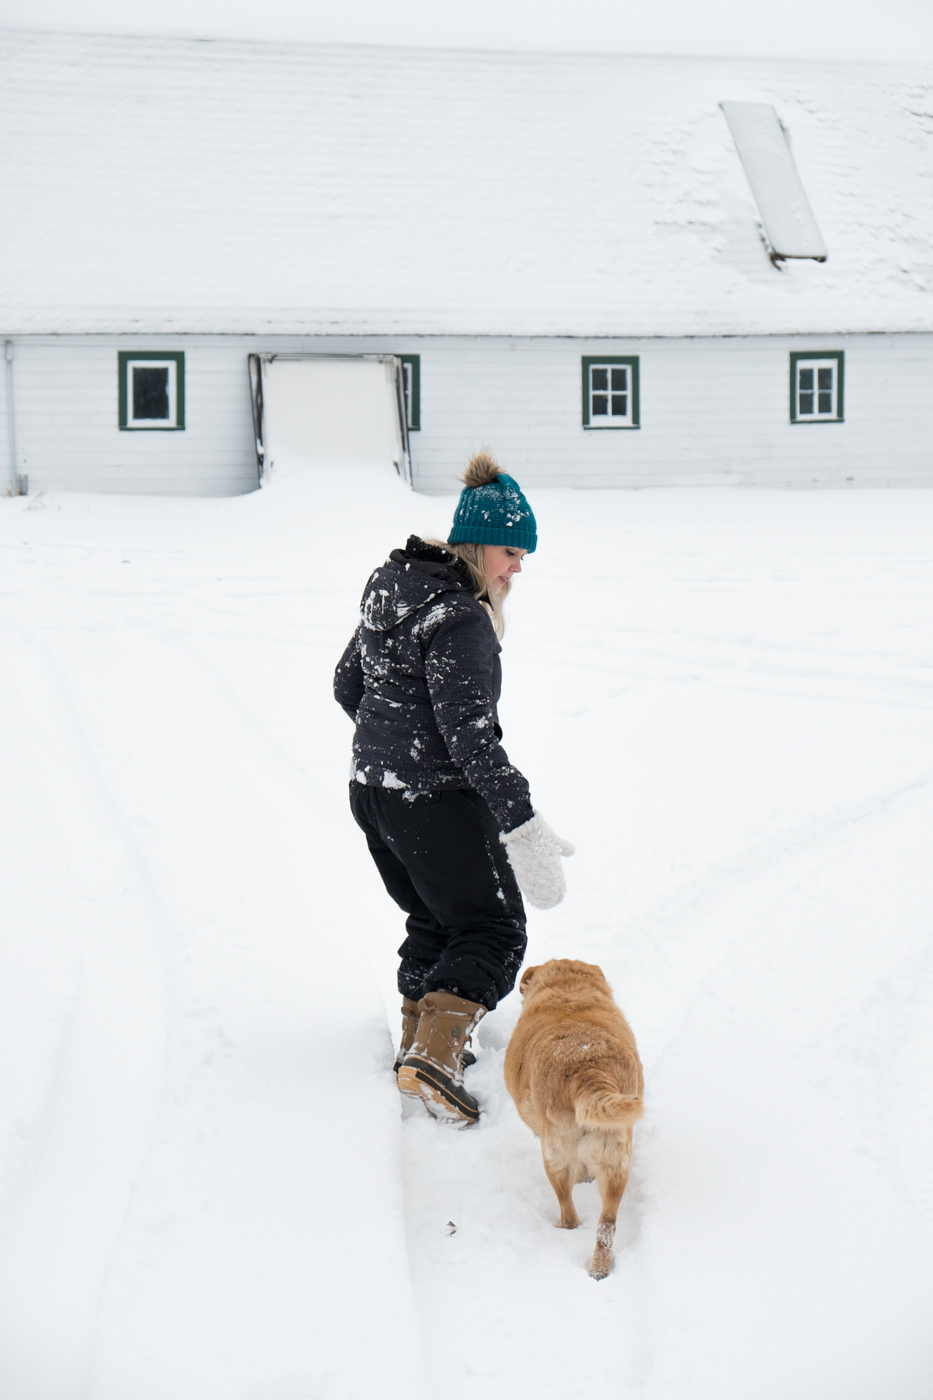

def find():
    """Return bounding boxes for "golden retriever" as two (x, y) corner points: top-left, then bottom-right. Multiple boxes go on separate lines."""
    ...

(504, 959), (643, 1279)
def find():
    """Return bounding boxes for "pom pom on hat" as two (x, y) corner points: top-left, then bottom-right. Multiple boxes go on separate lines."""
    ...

(448, 452), (537, 553)
(460, 451), (502, 490)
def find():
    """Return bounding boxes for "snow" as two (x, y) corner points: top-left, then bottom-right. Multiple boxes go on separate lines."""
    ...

(8, 0), (933, 66)
(1, 465), (933, 1399)
(3, 30), (933, 338)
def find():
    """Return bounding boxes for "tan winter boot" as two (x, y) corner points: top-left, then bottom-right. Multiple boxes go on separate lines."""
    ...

(397, 991), (486, 1125)
(393, 996), (477, 1076)
(393, 997), (421, 1074)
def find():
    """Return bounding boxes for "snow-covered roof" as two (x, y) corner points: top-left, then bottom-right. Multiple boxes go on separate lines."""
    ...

(2, 29), (933, 338)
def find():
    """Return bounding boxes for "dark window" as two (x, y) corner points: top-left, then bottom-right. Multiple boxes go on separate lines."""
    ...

(400, 355), (421, 431)
(592, 367), (609, 416)
(133, 366), (169, 420)
(611, 366), (628, 416)
(799, 365), (814, 415)
(817, 367), (833, 414)
(118, 351), (185, 430)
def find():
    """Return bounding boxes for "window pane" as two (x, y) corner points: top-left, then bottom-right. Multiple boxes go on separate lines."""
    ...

(817, 368), (833, 391)
(133, 366), (169, 419)
(610, 367), (627, 391)
(798, 368), (814, 391)
(799, 392), (814, 415)
(611, 394), (628, 416)
(592, 394), (609, 416)
(591, 368), (608, 391)
(818, 392), (832, 414)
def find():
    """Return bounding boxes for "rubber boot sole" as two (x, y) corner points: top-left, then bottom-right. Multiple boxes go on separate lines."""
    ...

(397, 1057), (480, 1125)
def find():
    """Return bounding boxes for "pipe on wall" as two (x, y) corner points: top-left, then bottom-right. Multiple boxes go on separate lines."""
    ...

(5, 340), (21, 497)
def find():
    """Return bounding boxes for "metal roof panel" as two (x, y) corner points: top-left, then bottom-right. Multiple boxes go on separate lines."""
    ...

(721, 101), (828, 261)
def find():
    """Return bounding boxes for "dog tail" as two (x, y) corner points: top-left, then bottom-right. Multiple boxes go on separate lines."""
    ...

(575, 1082), (644, 1131)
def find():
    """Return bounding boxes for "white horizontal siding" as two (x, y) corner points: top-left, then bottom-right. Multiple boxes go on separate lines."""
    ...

(6, 333), (933, 496)
(407, 334), (933, 492)
(7, 340), (259, 497)
(0, 356), (10, 494)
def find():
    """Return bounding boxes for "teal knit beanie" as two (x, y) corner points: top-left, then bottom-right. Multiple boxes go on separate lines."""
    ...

(447, 452), (537, 553)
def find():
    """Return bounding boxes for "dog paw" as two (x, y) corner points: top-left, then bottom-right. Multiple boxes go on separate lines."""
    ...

(588, 1245), (613, 1278)
(558, 1216), (580, 1230)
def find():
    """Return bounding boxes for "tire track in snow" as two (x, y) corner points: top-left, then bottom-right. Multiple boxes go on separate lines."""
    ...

(518, 630), (933, 711)
(397, 765), (933, 1400)
(622, 768), (933, 1069)
(0, 656), (80, 1237)
(0, 633), (168, 1400)
(892, 964), (933, 1235)
(35, 627), (428, 1400)
(395, 688), (933, 1396)
(628, 796), (933, 1400)
(165, 630), (419, 1038)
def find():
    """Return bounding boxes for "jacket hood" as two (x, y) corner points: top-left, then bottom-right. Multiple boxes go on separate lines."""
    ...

(360, 537), (470, 633)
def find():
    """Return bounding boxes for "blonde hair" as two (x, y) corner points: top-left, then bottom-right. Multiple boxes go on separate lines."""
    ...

(430, 539), (510, 639)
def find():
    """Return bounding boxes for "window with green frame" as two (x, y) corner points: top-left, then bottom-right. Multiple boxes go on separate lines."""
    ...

(400, 354), (420, 431)
(790, 351), (844, 424)
(582, 356), (640, 429)
(119, 351), (185, 430)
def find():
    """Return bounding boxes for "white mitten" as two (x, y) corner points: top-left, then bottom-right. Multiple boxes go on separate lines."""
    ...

(500, 812), (575, 910)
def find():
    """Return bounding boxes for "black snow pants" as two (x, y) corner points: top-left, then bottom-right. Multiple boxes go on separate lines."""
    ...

(349, 784), (527, 1010)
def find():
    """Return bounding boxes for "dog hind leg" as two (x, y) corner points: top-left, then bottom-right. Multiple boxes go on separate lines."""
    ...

(589, 1161), (630, 1279)
(541, 1142), (580, 1230)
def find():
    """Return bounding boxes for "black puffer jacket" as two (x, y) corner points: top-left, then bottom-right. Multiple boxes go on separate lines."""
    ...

(334, 537), (533, 833)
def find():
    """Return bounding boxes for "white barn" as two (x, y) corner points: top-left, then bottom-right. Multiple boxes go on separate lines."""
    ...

(2, 29), (933, 496)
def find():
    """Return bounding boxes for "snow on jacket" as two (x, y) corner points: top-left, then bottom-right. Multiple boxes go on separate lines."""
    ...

(334, 537), (534, 833)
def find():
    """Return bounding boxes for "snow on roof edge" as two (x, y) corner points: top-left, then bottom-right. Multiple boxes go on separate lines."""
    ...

(4, 308), (933, 340)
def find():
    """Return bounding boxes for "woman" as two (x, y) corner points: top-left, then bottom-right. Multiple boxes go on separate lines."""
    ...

(334, 452), (573, 1125)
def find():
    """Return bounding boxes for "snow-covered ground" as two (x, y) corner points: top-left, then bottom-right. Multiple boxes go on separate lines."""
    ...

(1, 467), (932, 1400)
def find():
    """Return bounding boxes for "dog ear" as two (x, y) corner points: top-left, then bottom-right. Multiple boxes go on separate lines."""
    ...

(519, 966), (537, 994)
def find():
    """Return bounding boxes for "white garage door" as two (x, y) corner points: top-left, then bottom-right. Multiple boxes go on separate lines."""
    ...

(259, 356), (409, 479)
